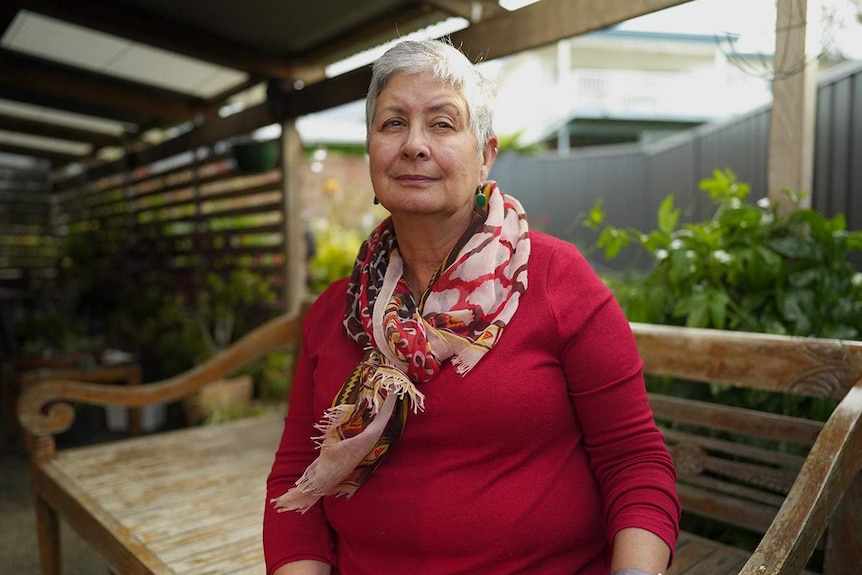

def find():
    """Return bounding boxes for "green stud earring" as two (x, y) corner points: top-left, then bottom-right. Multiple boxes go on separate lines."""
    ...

(373, 196), (379, 205)
(474, 188), (487, 208)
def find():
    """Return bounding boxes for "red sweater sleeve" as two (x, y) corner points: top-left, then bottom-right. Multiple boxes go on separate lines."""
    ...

(546, 239), (681, 557)
(263, 287), (343, 574)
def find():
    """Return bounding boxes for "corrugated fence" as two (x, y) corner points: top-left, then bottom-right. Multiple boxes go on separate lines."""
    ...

(491, 59), (862, 270)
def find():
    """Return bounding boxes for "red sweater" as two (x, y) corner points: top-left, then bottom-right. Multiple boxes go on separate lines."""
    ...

(264, 231), (680, 575)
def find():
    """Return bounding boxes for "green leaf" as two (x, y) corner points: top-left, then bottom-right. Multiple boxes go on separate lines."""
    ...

(657, 195), (679, 235)
(787, 268), (823, 289)
(597, 227), (630, 260)
(699, 168), (750, 203)
(717, 203), (762, 230)
(684, 224), (720, 251)
(672, 289), (715, 328)
(740, 246), (781, 289)
(642, 230), (670, 254)
(668, 249), (698, 288)
(583, 200), (606, 230)
(709, 289), (730, 329)
(767, 237), (816, 260)
(779, 289), (816, 335)
(844, 231), (862, 252)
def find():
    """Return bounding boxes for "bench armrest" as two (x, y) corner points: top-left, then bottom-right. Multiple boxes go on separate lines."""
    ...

(738, 380), (862, 575)
(17, 307), (305, 442)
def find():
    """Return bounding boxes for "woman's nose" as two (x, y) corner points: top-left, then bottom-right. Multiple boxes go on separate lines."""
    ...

(401, 128), (429, 159)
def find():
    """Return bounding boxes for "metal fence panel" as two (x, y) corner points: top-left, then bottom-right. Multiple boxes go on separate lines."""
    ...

(492, 60), (862, 271)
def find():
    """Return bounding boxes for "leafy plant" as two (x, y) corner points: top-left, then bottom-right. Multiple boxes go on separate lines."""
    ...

(120, 287), (209, 380)
(113, 269), (278, 386)
(307, 219), (363, 294)
(584, 168), (862, 340)
(192, 269), (277, 355)
(238, 349), (295, 403)
(12, 308), (91, 358)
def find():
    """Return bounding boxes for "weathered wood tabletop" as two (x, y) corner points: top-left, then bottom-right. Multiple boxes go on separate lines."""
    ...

(33, 412), (284, 575)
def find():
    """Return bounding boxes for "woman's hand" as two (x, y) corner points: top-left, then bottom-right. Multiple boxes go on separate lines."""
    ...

(272, 560), (332, 575)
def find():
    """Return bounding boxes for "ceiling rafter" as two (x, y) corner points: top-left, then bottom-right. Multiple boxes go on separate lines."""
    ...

(0, 49), (208, 124)
(292, 4), (443, 69)
(10, 0), (295, 80)
(0, 85), (146, 127)
(450, 0), (695, 60)
(0, 141), (84, 165)
(423, 0), (506, 22)
(0, 114), (126, 148)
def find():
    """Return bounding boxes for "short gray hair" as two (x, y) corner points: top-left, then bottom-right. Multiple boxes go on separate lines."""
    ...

(365, 39), (496, 156)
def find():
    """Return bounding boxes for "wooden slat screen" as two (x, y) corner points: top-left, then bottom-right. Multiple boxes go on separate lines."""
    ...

(52, 142), (287, 307)
(0, 165), (56, 293)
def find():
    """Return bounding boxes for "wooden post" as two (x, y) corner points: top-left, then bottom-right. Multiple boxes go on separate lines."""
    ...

(280, 119), (306, 314)
(768, 0), (820, 212)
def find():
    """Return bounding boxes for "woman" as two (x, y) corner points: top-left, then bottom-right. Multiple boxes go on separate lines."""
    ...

(264, 39), (679, 575)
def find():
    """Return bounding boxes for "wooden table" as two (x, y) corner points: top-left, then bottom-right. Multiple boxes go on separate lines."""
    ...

(31, 412), (283, 575)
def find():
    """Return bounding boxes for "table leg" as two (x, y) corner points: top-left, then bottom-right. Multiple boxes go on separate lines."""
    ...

(34, 493), (61, 575)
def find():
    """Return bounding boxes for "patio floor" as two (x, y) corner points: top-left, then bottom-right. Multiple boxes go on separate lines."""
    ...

(1, 434), (110, 574)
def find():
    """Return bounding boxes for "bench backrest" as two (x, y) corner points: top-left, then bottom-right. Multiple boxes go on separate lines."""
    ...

(631, 323), (862, 571)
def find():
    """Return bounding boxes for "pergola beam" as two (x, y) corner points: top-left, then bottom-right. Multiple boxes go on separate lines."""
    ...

(0, 50), (206, 125)
(451, 0), (695, 60)
(15, 0), (293, 80)
(0, 142), (84, 166)
(293, 4), (442, 72)
(0, 114), (125, 149)
(423, 1), (506, 22)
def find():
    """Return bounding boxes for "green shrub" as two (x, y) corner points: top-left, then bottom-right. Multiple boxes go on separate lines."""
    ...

(584, 168), (862, 340)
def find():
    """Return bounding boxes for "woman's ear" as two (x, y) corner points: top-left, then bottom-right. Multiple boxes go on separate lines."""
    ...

(480, 137), (498, 181)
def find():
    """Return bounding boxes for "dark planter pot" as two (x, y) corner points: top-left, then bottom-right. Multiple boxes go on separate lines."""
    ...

(232, 140), (280, 174)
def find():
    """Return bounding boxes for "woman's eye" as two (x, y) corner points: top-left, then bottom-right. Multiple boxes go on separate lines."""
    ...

(382, 119), (404, 128)
(433, 120), (454, 129)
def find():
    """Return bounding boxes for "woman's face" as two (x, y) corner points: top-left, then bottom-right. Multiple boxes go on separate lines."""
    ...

(368, 72), (496, 224)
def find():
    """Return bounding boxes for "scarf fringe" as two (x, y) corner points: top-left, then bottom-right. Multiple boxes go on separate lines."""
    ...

(371, 363), (426, 413)
(310, 353), (425, 447)
(311, 403), (355, 447)
(271, 392), (399, 514)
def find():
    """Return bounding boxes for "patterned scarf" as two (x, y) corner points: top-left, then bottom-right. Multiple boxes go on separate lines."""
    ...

(272, 182), (530, 513)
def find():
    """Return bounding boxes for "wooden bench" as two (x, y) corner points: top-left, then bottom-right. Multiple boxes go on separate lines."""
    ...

(17, 315), (862, 575)
(17, 308), (305, 575)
